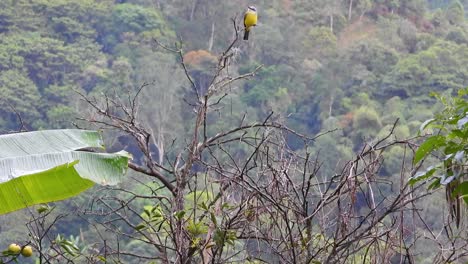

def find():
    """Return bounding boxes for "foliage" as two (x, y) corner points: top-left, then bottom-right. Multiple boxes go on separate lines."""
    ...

(112, 3), (166, 34)
(445, 0), (465, 25)
(0, 70), (41, 129)
(384, 40), (468, 97)
(352, 106), (383, 146)
(1, 0), (468, 263)
(410, 89), (468, 208)
(302, 26), (338, 58)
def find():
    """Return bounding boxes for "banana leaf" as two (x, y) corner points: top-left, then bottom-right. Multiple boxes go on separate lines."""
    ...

(0, 129), (131, 215)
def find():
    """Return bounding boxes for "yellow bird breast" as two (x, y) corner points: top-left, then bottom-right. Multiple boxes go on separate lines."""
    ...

(244, 11), (257, 31)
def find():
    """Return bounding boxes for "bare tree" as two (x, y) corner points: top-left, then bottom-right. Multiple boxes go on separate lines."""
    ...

(15, 18), (468, 264)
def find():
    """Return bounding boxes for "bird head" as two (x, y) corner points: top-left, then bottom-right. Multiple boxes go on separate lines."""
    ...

(248, 6), (257, 12)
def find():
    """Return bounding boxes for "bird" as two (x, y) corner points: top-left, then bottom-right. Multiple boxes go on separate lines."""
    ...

(243, 6), (257, 40)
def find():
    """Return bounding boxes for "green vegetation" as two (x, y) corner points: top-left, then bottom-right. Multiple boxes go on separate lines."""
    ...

(0, 0), (467, 263)
(410, 89), (468, 225)
(0, 129), (130, 214)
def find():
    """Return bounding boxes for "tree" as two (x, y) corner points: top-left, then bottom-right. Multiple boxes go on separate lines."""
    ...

(135, 50), (186, 165)
(351, 105), (383, 147)
(0, 70), (41, 130)
(399, 0), (426, 17)
(302, 26), (338, 59)
(383, 40), (468, 97)
(445, 0), (465, 25)
(357, 0), (373, 20)
(322, 0), (345, 33)
(57, 22), (441, 264)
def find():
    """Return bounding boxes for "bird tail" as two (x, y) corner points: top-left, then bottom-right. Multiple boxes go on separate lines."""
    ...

(243, 30), (249, 40)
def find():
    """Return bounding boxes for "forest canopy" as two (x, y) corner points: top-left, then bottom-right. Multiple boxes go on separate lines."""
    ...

(0, 0), (467, 263)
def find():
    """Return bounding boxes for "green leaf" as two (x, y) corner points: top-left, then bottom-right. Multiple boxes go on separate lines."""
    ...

(199, 202), (208, 210)
(441, 175), (455, 185)
(419, 118), (435, 133)
(428, 178), (441, 190)
(210, 212), (217, 227)
(225, 230), (237, 245)
(144, 208), (151, 218)
(457, 116), (468, 128)
(0, 162), (94, 215)
(413, 135), (446, 164)
(444, 141), (463, 156)
(187, 220), (208, 236)
(36, 204), (50, 214)
(174, 210), (186, 220)
(454, 151), (465, 163)
(409, 166), (437, 185)
(213, 229), (225, 246)
(0, 129), (103, 158)
(0, 130), (130, 215)
(455, 182), (468, 205)
(135, 224), (146, 231)
(60, 244), (78, 257)
(447, 129), (464, 139)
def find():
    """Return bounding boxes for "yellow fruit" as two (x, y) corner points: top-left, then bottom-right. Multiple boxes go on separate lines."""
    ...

(8, 243), (21, 254)
(21, 245), (33, 257)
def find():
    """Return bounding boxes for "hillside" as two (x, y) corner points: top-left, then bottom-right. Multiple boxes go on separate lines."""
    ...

(0, 0), (467, 263)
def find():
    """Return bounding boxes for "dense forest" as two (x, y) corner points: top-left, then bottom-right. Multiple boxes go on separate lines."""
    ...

(0, 0), (467, 263)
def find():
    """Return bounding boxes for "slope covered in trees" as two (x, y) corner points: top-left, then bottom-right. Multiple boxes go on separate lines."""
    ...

(0, 0), (467, 263)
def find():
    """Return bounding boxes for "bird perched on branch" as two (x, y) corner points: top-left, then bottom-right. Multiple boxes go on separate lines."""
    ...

(243, 6), (257, 40)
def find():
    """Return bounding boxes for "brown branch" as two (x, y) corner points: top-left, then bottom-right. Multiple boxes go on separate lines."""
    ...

(128, 162), (175, 194)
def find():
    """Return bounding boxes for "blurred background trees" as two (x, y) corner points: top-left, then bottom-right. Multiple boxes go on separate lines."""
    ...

(0, 0), (467, 263)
